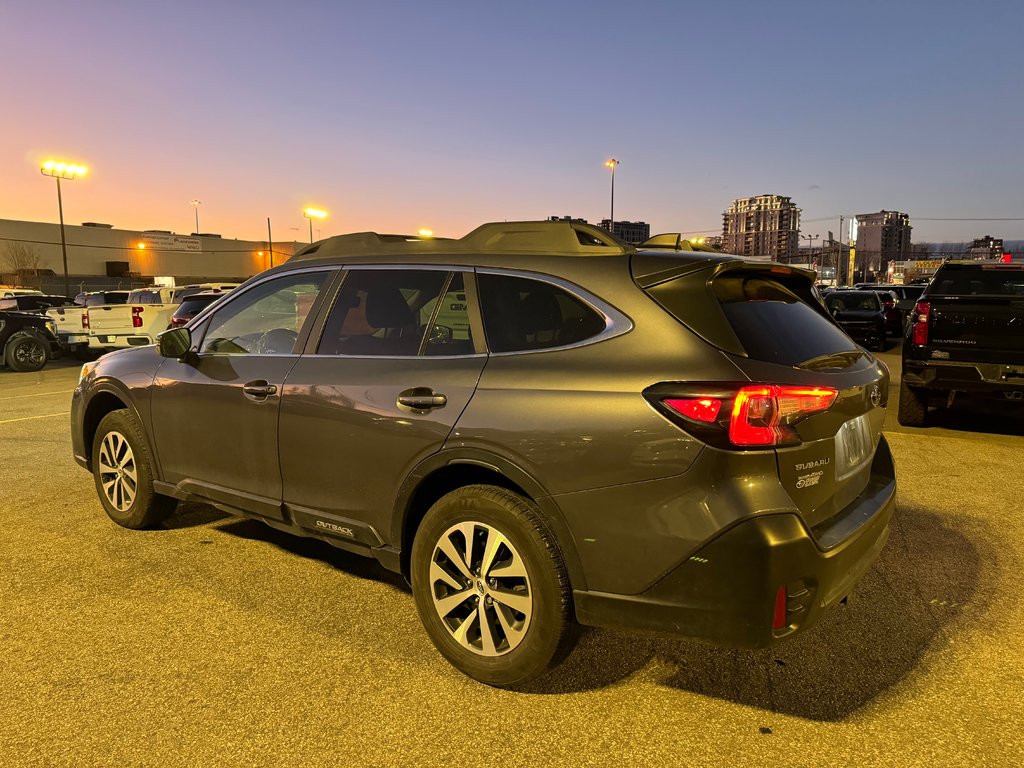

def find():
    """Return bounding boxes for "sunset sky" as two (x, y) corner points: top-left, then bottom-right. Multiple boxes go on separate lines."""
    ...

(2, 0), (1021, 245)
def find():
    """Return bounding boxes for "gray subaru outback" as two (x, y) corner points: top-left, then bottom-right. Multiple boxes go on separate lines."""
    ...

(72, 220), (895, 688)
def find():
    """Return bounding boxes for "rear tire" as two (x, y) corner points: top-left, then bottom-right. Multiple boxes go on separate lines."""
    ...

(411, 485), (579, 689)
(898, 381), (927, 427)
(4, 334), (48, 372)
(92, 409), (177, 529)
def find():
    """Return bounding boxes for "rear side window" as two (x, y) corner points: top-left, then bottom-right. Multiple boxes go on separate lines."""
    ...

(713, 275), (857, 365)
(929, 267), (1024, 296)
(478, 274), (606, 353)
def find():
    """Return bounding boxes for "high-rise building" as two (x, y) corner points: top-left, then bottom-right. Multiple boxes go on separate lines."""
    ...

(967, 235), (1004, 259)
(853, 210), (911, 280)
(598, 219), (651, 244)
(722, 195), (800, 260)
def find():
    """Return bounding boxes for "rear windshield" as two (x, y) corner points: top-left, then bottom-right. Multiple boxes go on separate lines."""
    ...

(928, 266), (1024, 297)
(84, 292), (130, 307)
(173, 295), (219, 316)
(127, 290), (161, 304)
(826, 291), (880, 311)
(713, 275), (858, 365)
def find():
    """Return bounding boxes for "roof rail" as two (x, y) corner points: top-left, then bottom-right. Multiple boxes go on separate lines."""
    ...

(290, 220), (635, 261)
(639, 233), (724, 253)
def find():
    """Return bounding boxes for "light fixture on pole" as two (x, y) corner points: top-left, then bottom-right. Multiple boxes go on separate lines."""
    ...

(40, 160), (87, 298)
(189, 200), (201, 235)
(303, 207), (327, 243)
(801, 233), (821, 273)
(604, 158), (619, 234)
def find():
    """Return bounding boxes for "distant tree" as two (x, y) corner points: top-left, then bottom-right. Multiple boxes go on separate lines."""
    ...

(2, 242), (44, 272)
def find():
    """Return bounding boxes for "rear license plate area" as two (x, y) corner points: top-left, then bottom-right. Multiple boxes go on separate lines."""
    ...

(834, 413), (877, 481)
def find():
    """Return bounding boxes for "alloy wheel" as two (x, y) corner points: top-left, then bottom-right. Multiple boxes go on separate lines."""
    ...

(14, 340), (45, 366)
(429, 521), (533, 656)
(98, 431), (138, 512)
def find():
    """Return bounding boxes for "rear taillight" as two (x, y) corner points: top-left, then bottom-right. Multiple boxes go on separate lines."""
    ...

(132, 306), (144, 328)
(82, 313), (90, 329)
(729, 385), (837, 446)
(882, 299), (895, 309)
(911, 301), (930, 345)
(654, 384), (838, 448)
(664, 397), (721, 423)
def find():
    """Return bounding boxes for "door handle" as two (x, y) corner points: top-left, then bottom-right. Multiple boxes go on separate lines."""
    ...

(242, 380), (278, 399)
(397, 387), (447, 410)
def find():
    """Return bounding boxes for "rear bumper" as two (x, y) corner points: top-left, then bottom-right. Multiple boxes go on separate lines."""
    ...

(573, 437), (896, 648)
(903, 358), (1024, 394)
(88, 334), (155, 349)
(57, 332), (88, 351)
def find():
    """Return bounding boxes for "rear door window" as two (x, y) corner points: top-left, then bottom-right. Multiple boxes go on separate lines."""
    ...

(316, 269), (451, 356)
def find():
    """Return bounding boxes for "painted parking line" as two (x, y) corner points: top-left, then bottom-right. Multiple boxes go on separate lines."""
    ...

(0, 412), (70, 425)
(0, 390), (75, 402)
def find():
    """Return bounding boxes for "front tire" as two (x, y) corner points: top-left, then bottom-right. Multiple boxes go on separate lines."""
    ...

(92, 409), (177, 529)
(897, 381), (928, 427)
(5, 334), (48, 372)
(411, 485), (579, 689)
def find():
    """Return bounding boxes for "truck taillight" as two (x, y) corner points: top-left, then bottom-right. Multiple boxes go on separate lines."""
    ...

(132, 306), (144, 328)
(656, 384), (838, 448)
(82, 313), (90, 329)
(911, 301), (930, 346)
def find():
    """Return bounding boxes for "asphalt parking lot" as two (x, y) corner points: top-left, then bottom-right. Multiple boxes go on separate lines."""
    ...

(1, 350), (1023, 767)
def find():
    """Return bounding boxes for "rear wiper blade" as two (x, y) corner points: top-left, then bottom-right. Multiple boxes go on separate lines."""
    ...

(797, 350), (865, 370)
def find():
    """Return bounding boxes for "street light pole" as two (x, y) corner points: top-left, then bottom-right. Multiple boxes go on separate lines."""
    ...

(801, 233), (820, 273)
(190, 200), (201, 235)
(604, 159), (619, 233)
(40, 160), (86, 298)
(303, 207), (327, 243)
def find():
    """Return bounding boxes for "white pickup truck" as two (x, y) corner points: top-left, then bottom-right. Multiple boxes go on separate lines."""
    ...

(46, 290), (131, 359)
(86, 283), (238, 351)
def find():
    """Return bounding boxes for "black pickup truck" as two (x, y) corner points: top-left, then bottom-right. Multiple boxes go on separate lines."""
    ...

(899, 261), (1024, 426)
(0, 310), (61, 372)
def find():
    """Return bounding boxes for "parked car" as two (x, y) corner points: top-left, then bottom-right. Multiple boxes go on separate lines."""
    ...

(1, 310), (60, 372)
(72, 220), (895, 688)
(49, 290), (132, 359)
(167, 291), (229, 329)
(0, 294), (73, 313)
(824, 290), (888, 350)
(899, 260), (1024, 426)
(87, 283), (239, 351)
(0, 287), (45, 299)
(856, 283), (927, 333)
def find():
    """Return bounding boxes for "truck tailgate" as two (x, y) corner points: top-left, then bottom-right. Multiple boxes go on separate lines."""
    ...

(929, 297), (1024, 365)
(87, 305), (137, 334)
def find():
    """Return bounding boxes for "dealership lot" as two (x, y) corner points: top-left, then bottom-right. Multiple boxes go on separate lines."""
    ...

(1, 353), (1022, 767)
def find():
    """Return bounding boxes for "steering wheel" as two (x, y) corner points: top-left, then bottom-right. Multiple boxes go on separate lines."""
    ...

(254, 328), (298, 355)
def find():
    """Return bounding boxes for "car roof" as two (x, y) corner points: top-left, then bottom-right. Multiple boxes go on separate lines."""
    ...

(278, 219), (808, 287)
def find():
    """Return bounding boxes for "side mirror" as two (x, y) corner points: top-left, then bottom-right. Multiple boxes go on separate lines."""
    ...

(896, 298), (914, 313)
(157, 327), (192, 359)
